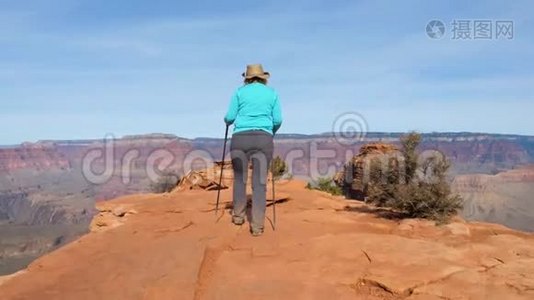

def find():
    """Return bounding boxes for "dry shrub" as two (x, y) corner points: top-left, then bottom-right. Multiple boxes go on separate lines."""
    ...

(365, 132), (463, 223)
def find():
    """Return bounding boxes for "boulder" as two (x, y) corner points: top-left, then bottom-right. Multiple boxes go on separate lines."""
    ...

(334, 143), (401, 200)
(174, 161), (273, 192)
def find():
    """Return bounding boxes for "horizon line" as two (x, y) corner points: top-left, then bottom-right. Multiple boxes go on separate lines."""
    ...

(2, 131), (533, 147)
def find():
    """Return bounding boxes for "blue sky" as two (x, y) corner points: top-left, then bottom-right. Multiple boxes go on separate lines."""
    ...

(1, 0), (533, 144)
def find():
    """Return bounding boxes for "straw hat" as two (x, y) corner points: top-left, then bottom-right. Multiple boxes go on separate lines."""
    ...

(242, 64), (270, 79)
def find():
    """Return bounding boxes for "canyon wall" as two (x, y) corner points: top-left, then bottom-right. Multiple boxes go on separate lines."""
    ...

(453, 165), (534, 232)
(0, 132), (533, 275)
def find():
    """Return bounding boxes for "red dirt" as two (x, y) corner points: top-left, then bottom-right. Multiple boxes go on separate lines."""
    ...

(1, 180), (533, 299)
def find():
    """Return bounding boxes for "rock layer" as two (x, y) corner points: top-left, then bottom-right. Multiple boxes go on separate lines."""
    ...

(454, 165), (534, 232)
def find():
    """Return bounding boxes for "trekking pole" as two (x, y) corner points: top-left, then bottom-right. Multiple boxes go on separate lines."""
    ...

(215, 124), (230, 216)
(271, 160), (276, 230)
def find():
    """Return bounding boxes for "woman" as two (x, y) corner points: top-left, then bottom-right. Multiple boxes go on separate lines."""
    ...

(224, 64), (283, 236)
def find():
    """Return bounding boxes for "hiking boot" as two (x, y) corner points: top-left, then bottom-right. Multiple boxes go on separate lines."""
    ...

(232, 216), (245, 226)
(250, 227), (264, 237)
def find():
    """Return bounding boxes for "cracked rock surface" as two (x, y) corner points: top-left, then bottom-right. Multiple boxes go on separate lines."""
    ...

(0, 180), (533, 300)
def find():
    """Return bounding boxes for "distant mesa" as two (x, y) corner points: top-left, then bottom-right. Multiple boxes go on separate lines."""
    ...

(120, 133), (181, 140)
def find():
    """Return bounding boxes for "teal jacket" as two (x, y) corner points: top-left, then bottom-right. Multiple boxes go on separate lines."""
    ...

(224, 82), (283, 135)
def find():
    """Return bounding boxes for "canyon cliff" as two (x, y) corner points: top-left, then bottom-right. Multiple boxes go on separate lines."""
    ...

(1, 132), (533, 276)
(454, 165), (534, 232)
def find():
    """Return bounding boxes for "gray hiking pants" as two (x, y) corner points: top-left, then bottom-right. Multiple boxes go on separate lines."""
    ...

(230, 130), (274, 231)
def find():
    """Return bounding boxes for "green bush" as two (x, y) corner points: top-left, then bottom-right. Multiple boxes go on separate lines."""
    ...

(271, 156), (288, 179)
(307, 177), (343, 196)
(366, 156), (400, 206)
(150, 172), (181, 193)
(393, 181), (463, 223)
(366, 132), (463, 223)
